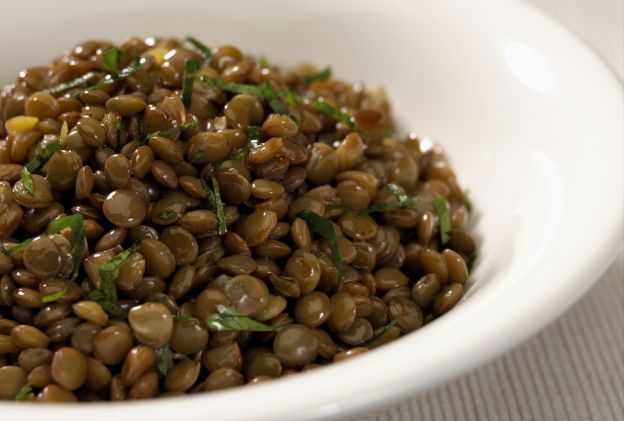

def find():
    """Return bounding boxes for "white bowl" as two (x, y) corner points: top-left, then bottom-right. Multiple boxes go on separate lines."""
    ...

(1, 0), (622, 419)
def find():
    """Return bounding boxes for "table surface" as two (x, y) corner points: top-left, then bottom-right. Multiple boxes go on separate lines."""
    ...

(355, 1), (624, 420)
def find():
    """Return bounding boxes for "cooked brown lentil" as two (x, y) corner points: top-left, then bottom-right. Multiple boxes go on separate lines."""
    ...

(0, 36), (476, 402)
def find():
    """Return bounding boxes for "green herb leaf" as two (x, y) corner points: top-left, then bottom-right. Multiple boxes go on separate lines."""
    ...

(200, 76), (265, 96)
(158, 343), (170, 376)
(141, 121), (199, 145)
(467, 254), (477, 273)
(183, 36), (213, 65)
(2, 238), (33, 256)
(190, 149), (204, 164)
(261, 81), (288, 115)
(44, 71), (100, 95)
(431, 196), (451, 244)
(464, 189), (473, 215)
(89, 243), (140, 319)
(210, 174), (227, 235)
(0, 243), (9, 255)
(25, 139), (62, 173)
(102, 46), (121, 74)
(85, 57), (141, 91)
(182, 59), (200, 109)
(14, 381), (32, 401)
(158, 209), (177, 221)
(303, 66), (332, 83)
(173, 314), (192, 322)
(297, 210), (343, 292)
(363, 320), (397, 348)
(311, 100), (354, 129)
(357, 183), (420, 216)
(324, 204), (353, 213)
(42, 214), (86, 303)
(205, 304), (280, 332)
(19, 167), (34, 195)
(248, 125), (260, 148)
(258, 55), (271, 67)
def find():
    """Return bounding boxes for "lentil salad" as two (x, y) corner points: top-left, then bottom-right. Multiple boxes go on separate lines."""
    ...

(0, 36), (476, 402)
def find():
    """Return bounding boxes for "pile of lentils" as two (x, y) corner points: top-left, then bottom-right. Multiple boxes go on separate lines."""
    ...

(0, 36), (476, 402)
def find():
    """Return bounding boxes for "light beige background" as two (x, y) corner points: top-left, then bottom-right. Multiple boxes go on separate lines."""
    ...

(356, 0), (624, 419)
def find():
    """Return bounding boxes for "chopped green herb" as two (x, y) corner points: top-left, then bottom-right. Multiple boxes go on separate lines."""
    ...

(85, 57), (141, 91)
(200, 76), (265, 97)
(158, 209), (177, 221)
(102, 46), (121, 74)
(89, 243), (140, 319)
(311, 100), (354, 129)
(183, 36), (213, 65)
(467, 254), (477, 273)
(42, 214), (86, 303)
(210, 174), (227, 235)
(297, 210), (343, 292)
(205, 304), (280, 332)
(464, 189), (473, 215)
(363, 320), (397, 348)
(357, 183), (420, 216)
(0, 243), (9, 255)
(182, 59), (200, 108)
(25, 139), (62, 173)
(200, 179), (211, 195)
(158, 343), (170, 376)
(282, 90), (297, 107)
(303, 66), (332, 83)
(173, 314), (192, 322)
(190, 149), (204, 164)
(431, 196), (451, 244)
(141, 121), (199, 145)
(19, 167), (34, 195)
(261, 81), (288, 115)
(2, 238), (33, 256)
(44, 71), (100, 95)
(14, 381), (32, 401)
(248, 125), (260, 148)
(258, 55), (271, 67)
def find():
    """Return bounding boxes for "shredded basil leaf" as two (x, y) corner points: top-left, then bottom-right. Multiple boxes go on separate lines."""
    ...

(200, 76), (265, 96)
(190, 149), (204, 164)
(363, 320), (397, 348)
(173, 314), (192, 322)
(25, 139), (62, 173)
(258, 55), (271, 67)
(467, 254), (477, 273)
(19, 139), (62, 195)
(297, 210), (343, 292)
(183, 36), (212, 65)
(19, 167), (34, 195)
(158, 210), (177, 221)
(158, 343), (170, 376)
(230, 125), (260, 161)
(44, 71), (100, 95)
(261, 81), (288, 115)
(41, 214), (86, 303)
(85, 57), (141, 91)
(102, 46), (121, 74)
(89, 243), (140, 319)
(182, 59), (200, 108)
(311, 100), (354, 129)
(0, 243), (9, 255)
(355, 183), (420, 216)
(14, 381), (32, 401)
(303, 66), (332, 83)
(431, 196), (451, 244)
(2, 239), (32, 256)
(141, 121), (199, 145)
(205, 304), (280, 332)
(464, 189), (473, 215)
(209, 174), (227, 235)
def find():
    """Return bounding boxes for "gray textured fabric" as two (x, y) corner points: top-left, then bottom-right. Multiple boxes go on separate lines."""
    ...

(355, 1), (624, 419)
